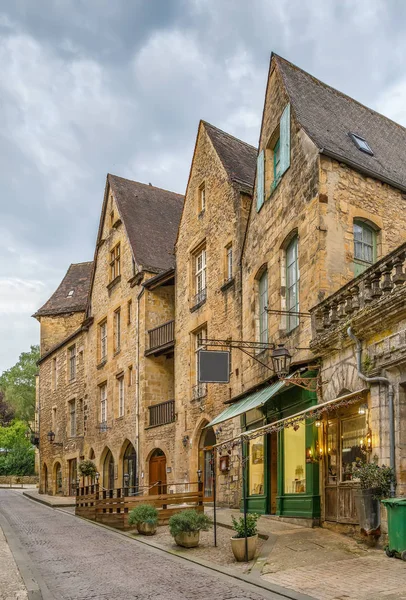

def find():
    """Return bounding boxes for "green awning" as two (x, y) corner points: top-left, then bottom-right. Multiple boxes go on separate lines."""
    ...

(207, 373), (296, 428)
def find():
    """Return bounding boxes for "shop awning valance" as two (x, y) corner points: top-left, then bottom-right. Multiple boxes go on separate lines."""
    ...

(206, 372), (298, 428)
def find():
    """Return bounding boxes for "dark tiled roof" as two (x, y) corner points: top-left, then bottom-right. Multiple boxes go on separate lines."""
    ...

(274, 54), (406, 190)
(34, 262), (93, 317)
(203, 122), (257, 190)
(108, 175), (184, 273)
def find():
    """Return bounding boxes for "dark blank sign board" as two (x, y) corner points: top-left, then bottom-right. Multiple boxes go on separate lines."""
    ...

(198, 350), (230, 383)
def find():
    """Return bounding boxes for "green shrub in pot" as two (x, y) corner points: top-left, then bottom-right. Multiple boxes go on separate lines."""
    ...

(128, 504), (159, 535)
(230, 513), (260, 562)
(352, 458), (395, 533)
(168, 510), (212, 548)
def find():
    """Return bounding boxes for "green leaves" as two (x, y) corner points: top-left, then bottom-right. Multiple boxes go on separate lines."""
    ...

(0, 419), (35, 476)
(0, 345), (40, 425)
(231, 513), (260, 538)
(128, 504), (159, 526)
(351, 459), (395, 499)
(168, 509), (212, 537)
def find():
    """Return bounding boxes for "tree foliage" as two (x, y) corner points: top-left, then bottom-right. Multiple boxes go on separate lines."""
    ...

(0, 345), (40, 425)
(0, 391), (15, 426)
(0, 420), (35, 476)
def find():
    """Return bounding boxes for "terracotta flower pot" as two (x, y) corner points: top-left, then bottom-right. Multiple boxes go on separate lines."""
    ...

(137, 521), (157, 536)
(230, 534), (258, 562)
(174, 531), (200, 548)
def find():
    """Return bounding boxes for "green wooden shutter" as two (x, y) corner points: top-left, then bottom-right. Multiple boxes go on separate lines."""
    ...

(256, 150), (264, 212)
(279, 103), (291, 176)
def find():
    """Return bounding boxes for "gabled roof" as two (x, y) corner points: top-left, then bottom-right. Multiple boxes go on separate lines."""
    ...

(273, 54), (406, 191)
(203, 121), (257, 190)
(108, 174), (184, 273)
(34, 262), (93, 318)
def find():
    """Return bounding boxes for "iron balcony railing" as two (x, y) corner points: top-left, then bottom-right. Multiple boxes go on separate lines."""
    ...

(192, 383), (207, 401)
(147, 320), (175, 353)
(148, 400), (175, 427)
(192, 288), (207, 308)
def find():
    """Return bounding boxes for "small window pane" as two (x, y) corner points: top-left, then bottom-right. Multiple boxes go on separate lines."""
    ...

(284, 423), (306, 494)
(341, 415), (367, 482)
(249, 437), (264, 495)
(327, 421), (338, 484)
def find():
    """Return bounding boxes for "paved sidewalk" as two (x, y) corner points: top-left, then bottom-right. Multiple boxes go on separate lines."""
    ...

(23, 488), (76, 507)
(0, 525), (27, 600)
(207, 507), (406, 600)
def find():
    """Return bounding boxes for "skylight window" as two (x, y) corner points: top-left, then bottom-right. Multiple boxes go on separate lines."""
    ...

(67, 290), (74, 297)
(349, 132), (374, 156)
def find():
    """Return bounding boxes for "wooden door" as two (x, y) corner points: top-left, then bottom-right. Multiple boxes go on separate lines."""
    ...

(149, 451), (167, 495)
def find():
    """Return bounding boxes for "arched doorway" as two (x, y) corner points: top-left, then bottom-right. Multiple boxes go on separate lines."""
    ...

(89, 448), (95, 460)
(54, 462), (63, 495)
(122, 442), (137, 492)
(149, 449), (166, 495)
(199, 426), (216, 501)
(42, 463), (48, 494)
(103, 449), (115, 490)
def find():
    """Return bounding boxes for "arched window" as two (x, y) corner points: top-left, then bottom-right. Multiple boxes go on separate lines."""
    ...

(353, 220), (377, 275)
(286, 236), (299, 331)
(258, 270), (268, 344)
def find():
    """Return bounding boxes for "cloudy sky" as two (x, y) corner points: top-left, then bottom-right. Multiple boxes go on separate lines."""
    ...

(1, 0), (406, 372)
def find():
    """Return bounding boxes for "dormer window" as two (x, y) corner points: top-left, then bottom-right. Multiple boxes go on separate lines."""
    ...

(349, 133), (373, 156)
(67, 290), (74, 298)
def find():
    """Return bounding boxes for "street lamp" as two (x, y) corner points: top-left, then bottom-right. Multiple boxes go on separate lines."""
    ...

(271, 344), (292, 378)
(47, 431), (63, 446)
(123, 473), (130, 488)
(197, 469), (202, 483)
(95, 472), (100, 484)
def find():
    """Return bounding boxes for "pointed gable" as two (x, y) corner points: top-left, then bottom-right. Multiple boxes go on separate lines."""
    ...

(34, 262), (93, 317)
(108, 174), (184, 273)
(274, 54), (406, 191)
(203, 122), (257, 190)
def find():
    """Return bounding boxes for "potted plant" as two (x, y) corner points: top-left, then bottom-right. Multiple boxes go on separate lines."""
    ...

(168, 509), (212, 548)
(352, 458), (394, 533)
(78, 460), (97, 480)
(230, 513), (259, 562)
(128, 504), (159, 535)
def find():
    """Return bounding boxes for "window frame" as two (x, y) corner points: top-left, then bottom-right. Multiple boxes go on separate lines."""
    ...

(114, 308), (121, 353)
(194, 248), (207, 303)
(127, 299), (132, 325)
(100, 384), (107, 424)
(286, 236), (299, 332)
(109, 243), (121, 281)
(226, 243), (233, 282)
(118, 376), (125, 418)
(258, 270), (268, 344)
(69, 345), (76, 382)
(198, 183), (206, 214)
(273, 138), (281, 181)
(100, 320), (108, 362)
(353, 220), (376, 272)
(68, 399), (76, 437)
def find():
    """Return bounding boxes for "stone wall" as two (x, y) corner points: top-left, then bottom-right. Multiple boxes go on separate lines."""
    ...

(39, 312), (84, 355)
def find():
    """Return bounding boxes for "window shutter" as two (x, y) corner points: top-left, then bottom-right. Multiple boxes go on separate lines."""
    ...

(280, 103), (291, 176)
(256, 150), (264, 212)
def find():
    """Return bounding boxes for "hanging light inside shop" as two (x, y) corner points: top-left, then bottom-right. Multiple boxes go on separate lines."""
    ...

(271, 344), (292, 378)
(315, 419), (322, 428)
(358, 403), (368, 415)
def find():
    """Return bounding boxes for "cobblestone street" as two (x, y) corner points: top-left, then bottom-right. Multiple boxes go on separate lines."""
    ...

(0, 490), (299, 600)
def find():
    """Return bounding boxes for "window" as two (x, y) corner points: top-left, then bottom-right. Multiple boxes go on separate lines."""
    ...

(100, 384), (107, 424)
(284, 422), (306, 494)
(114, 309), (121, 352)
(198, 183), (206, 213)
(194, 248), (207, 304)
(109, 243), (121, 281)
(286, 236), (299, 331)
(67, 290), (74, 298)
(127, 299), (132, 325)
(226, 244), (233, 281)
(193, 327), (207, 398)
(52, 357), (57, 390)
(128, 365), (133, 386)
(353, 220), (376, 275)
(69, 399), (76, 437)
(273, 138), (281, 180)
(100, 321), (107, 361)
(52, 407), (57, 432)
(341, 414), (367, 482)
(258, 270), (268, 344)
(69, 345), (76, 381)
(248, 437), (265, 495)
(118, 377), (125, 418)
(349, 132), (373, 156)
(110, 210), (115, 227)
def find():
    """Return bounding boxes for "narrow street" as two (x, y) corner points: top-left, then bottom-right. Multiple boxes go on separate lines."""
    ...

(0, 490), (301, 600)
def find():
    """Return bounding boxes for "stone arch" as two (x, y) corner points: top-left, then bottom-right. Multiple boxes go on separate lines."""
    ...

(189, 416), (215, 492)
(323, 360), (361, 402)
(148, 448), (167, 495)
(100, 446), (115, 490)
(88, 448), (95, 460)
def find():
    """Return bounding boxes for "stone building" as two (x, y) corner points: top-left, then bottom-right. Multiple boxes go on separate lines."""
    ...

(174, 121), (256, 504)
(35, 174), (183, 495)
(210, 53), (406, 522)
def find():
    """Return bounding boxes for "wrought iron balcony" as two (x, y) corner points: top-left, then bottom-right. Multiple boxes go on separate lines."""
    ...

(192, 383), (207, 401)
(191, 288), (207, 311)
(148, 400), (175, 428)
(145, 320), (175, 356)
(310, 241), (406, 341)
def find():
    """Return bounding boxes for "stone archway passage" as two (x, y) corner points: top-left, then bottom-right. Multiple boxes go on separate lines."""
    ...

(103, 450), (115, 491)
(123, 442), (137, 492)
(149, 449), (166, 495)
(198, 426), (216, 501)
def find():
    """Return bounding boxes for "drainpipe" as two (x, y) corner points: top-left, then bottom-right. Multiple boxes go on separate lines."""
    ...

(347, 327), (396, 497)
(135, 288), (142, 489)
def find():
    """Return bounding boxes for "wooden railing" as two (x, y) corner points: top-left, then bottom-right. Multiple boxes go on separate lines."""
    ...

(148, 400), (175, 427)
(311, 241), (406, 338)
(146, 320), (174, 354)
(76, 482), (203, 530)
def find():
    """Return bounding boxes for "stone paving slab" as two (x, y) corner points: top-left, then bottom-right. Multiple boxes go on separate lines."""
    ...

(0, 525), (27, 600)
(23, 488), (76, 507)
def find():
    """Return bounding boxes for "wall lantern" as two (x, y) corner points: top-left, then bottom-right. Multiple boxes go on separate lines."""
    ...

(182, 435), (190, 448)
(47, 431), (63, 446)
(358, 403), (368, 415)
(366, 430), (372, 453)
(306, 447), (313, 463)
(219, 455), (230, 472)
(95, 472), (100, 484)
(315, 419), (322, 428)
(123, 473), (130, 488)
(271, 344), (292, 378)
(197, 469), (202, 483)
